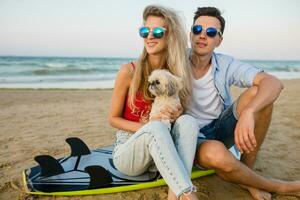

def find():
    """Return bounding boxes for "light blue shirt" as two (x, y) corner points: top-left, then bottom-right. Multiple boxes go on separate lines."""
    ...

(210, 52), (264, 109)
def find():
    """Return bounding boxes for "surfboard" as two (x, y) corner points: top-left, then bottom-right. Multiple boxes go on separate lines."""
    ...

(23, 137), (218, 196)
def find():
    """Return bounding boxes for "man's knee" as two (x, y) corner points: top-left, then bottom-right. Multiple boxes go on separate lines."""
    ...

(197, 141), (236, 173)
(260, 103), (273, 117)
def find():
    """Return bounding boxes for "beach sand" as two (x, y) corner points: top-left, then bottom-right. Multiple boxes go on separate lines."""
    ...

(0, 79), (299, 200)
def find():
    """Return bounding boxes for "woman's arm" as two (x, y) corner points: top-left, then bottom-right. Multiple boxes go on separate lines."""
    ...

(108, 63), (144, 132)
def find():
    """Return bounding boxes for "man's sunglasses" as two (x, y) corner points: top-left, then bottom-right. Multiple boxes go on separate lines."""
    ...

(139, 27), (167, 39)
(191, 25), (222, 38)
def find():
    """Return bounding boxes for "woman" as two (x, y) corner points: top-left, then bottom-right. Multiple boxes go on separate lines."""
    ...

(108, 5), (199, 200)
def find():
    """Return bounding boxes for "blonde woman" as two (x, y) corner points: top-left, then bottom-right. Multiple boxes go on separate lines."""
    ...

(108, 5), (199, 200)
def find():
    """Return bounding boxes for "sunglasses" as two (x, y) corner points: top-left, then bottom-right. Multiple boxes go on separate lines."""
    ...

(139, 27), (167, 39)
(191, 25), (222, 37)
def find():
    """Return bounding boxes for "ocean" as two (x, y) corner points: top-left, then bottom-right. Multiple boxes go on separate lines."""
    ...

(0, 56), (300, 89)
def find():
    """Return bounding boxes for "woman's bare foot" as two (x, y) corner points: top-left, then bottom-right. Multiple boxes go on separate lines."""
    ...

(180, 192), (199, 200)
(168, 188), (178, 200)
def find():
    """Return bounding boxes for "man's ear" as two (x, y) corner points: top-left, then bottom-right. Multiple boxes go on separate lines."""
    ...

(216, 36), (223, 47)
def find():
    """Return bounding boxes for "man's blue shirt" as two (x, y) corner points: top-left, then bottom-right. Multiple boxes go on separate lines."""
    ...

(211, 52), (264, 108)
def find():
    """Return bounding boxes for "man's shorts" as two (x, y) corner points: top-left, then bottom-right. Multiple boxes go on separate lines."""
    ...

(197, 101), (239, 149)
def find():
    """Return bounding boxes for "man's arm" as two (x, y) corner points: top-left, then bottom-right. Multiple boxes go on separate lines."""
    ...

(234, 72), (283, 154)
(243, 73), (283, 113)
(243, 72), (283, 113)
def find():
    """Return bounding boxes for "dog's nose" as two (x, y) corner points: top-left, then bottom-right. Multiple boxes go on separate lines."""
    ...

(149, 80), (160, 86)
(149, 81), (155, 86)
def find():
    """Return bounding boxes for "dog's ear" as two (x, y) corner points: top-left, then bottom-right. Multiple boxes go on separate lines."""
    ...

(167, 73), (183, 96)
(175, 76), (183, 90)
(167, 75), (183, 96)
(167, 79), (177, 96)
(172, 73), (184, 88)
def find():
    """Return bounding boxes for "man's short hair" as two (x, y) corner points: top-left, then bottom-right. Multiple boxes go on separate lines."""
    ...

(193, 7), (225, 34)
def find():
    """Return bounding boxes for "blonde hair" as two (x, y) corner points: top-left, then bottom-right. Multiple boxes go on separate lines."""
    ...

(129, 5), (192, 110)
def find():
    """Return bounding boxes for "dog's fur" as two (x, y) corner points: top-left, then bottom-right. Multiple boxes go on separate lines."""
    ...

(148, 69), (183, 129)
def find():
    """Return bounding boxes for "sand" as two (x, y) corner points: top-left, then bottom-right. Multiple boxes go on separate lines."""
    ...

(0, 79), (299, 200)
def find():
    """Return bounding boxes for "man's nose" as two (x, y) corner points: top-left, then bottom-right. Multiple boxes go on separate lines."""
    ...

(199, 31), (207, 39)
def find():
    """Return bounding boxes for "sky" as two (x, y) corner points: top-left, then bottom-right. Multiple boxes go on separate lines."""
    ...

(0, 0), (300, 60)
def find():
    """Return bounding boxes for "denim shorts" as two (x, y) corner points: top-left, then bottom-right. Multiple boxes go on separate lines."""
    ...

(197, 101), (238, 149)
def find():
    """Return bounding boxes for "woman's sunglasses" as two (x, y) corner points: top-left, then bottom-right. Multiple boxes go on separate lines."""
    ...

(191, 25), (222, 38)
(139, 27), (167, 39)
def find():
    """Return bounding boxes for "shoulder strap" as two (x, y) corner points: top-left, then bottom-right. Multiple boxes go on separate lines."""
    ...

(130, 62), (135, 70)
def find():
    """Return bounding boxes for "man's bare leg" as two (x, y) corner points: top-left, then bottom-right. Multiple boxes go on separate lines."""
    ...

(196, 140), (300, 200)
(236, 86), (273, 168)
(241, 104), (273, 199)
(235, 86), (274, 199)
(240, 104), (272, 168)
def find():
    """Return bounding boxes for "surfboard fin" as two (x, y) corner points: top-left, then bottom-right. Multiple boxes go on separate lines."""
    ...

(34, 155), (65, 177)
(85, 165), (113, 189)
(66, 137), (91, 156)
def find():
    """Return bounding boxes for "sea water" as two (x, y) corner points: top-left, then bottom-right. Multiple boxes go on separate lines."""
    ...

(0, 56), (299, 89)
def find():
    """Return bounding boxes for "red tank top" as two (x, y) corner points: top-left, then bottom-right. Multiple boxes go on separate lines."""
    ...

(122, 62), (152, 123)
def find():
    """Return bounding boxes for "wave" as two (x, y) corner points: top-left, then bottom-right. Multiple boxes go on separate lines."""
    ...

(0, 62), (11, 66)
(1, 56), (300, 86)
(30, 67), (118, 76)
(0, 80), (115, 89)
(270, 66), (300, 72)
(45, 63), (70, 68)
(0, 74), (117, 84)
(247, 60), (300, 72)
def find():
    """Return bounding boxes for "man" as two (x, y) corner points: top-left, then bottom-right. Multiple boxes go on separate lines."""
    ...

(176, 7), (300, 200)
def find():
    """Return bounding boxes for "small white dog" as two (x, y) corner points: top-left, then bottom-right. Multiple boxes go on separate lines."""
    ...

(148, 69), (183, 130)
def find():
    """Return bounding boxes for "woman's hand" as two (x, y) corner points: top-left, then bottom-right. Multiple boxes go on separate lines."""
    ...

(150, 104), (183, 122)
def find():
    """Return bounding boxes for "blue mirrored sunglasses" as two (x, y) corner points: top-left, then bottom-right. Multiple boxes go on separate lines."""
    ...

(191, 25), (222, 37)
(139, 27), (166, 39)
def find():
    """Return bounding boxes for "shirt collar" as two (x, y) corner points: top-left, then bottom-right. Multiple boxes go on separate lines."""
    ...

(188, 49), (219, 72)
(211, 52), (220, 72)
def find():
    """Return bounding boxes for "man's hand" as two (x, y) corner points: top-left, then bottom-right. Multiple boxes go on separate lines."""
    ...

(234, 109), (257, 154)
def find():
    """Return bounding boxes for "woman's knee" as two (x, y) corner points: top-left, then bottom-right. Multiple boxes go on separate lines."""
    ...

(197, 141), (236, 172)
(173, 115), (198, 138)
(145, 121), (169, 132)
(141, 121), (171, 142)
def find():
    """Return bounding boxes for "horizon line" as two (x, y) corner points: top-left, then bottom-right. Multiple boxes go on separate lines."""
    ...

(0, 54), (300, 62)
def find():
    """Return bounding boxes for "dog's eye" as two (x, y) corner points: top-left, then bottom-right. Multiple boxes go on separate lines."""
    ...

(155, 80), (160, 85)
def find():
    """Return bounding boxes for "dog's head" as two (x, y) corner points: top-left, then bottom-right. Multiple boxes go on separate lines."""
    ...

(148, 69), (183, 97)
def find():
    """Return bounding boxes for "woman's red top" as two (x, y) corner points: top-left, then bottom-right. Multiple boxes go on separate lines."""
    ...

(122, 62), (152, 123)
